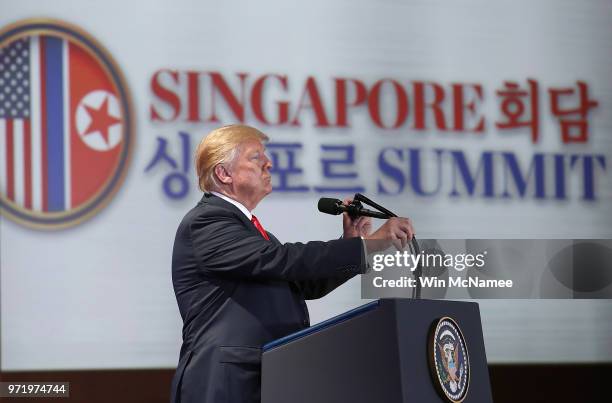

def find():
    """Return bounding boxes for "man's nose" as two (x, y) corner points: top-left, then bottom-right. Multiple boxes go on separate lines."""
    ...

(263, 154), (272, 170)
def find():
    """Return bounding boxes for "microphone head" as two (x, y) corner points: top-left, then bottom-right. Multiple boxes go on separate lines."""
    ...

(317, 198), (343, 215)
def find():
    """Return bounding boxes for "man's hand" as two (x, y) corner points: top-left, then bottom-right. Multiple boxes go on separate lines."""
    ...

(342, 198), (373, 239)
(365, 217), (415, 252)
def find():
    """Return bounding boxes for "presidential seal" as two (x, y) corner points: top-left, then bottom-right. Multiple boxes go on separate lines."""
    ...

(428, 317), (470, 402)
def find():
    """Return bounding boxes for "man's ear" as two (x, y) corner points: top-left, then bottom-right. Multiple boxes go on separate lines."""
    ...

(214, 164), (232, 185)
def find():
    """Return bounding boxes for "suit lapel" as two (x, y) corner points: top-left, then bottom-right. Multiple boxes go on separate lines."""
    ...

(199, 193), (262, 237)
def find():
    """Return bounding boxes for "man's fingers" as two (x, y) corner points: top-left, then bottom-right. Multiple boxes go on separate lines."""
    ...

(342, 212), (351, 225)
(407, 218), (415, 240)
(367, 216), (413, 247)
(360, 217), (372, 231)
(393, 229), (408, 250)
(396, 218), (411, 234)
(395, 218), (414, 241)
(355, 216), (368, 228)
(397, 234), (407, 250)
(391, 235), (403, 251)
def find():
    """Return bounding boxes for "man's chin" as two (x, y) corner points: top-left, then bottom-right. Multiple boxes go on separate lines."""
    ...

(260, 181), (272, 195)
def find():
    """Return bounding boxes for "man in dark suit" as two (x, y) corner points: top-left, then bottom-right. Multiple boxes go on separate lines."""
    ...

(170, 125), (414, 403)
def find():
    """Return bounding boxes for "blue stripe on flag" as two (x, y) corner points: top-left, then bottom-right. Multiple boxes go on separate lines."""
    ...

(44, 37), (65, 211)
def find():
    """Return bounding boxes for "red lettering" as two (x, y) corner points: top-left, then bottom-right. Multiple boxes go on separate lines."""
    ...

(187, 71), (200, 122)
(368, 79), (409, 129)
(495, 80), (539, 143)
(413, 82), (447, 130)
(335, 78), (367, 127)
(452, 83), (485, 132)
(549, 81), (599, 144)
(150, 69), (181, 122)
(209, 72), (247, 122)
(149, 69), (491, 134)
(251, 74), (290, 125)
(291, 76), (330, 127)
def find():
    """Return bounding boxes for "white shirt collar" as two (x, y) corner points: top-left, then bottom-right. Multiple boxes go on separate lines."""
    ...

(211, 191), (252, 220)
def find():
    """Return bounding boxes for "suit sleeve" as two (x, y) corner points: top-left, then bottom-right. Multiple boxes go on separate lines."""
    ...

(190, 211), (365, 281)
(290, 236), (368, 299)
(291, 274), (356, 300)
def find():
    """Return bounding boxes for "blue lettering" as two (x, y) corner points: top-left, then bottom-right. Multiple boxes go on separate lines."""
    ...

(377, 147), (405, 195)
(410, 148), (443, 196)
(502, 153), (546, 199)
(570, 154), (606, 200)
(449, 150), (494, 197)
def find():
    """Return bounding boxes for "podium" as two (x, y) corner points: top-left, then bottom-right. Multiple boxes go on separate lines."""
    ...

(261, 299), (493, 403)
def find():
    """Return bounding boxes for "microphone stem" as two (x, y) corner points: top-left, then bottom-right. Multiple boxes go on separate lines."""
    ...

(355, 194), (422, 299)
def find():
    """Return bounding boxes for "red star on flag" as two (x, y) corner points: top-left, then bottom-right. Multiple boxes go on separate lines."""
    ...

(83, 96), (121, 145)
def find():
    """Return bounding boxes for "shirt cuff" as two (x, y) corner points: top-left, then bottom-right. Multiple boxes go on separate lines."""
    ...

(360, 236), (371, 273)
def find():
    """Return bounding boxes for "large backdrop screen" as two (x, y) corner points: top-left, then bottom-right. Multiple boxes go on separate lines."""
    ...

(1, 0), (611, 370)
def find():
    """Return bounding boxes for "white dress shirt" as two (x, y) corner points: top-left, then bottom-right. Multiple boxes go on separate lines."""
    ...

(210, 191), (252, 220)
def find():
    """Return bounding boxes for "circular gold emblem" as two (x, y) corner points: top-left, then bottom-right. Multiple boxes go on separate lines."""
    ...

(428, 316), (470, 402)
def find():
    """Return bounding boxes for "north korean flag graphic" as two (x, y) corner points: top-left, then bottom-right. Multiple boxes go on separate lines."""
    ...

(0, 21), (133, 229)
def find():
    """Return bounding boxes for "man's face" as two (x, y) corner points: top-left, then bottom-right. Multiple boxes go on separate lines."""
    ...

(230, 139), (272, 209)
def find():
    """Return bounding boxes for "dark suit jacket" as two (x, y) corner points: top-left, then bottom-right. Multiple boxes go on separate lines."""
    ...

(170, 193), (365, 403)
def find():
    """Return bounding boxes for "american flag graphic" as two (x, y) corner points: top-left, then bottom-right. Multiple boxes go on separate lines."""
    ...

(0, 38), (36, 210)
(0, 33), (124, 218)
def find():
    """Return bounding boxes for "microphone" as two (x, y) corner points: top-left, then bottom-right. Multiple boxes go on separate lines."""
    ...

(317, 198), (390, 219)
(318, 194), (424, 299)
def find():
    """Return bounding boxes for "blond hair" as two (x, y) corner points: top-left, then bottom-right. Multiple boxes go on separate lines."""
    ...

(195, 125), (269, 192)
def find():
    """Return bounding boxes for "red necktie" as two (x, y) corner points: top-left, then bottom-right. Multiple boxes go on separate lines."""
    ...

(251, 215), (270, 240)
